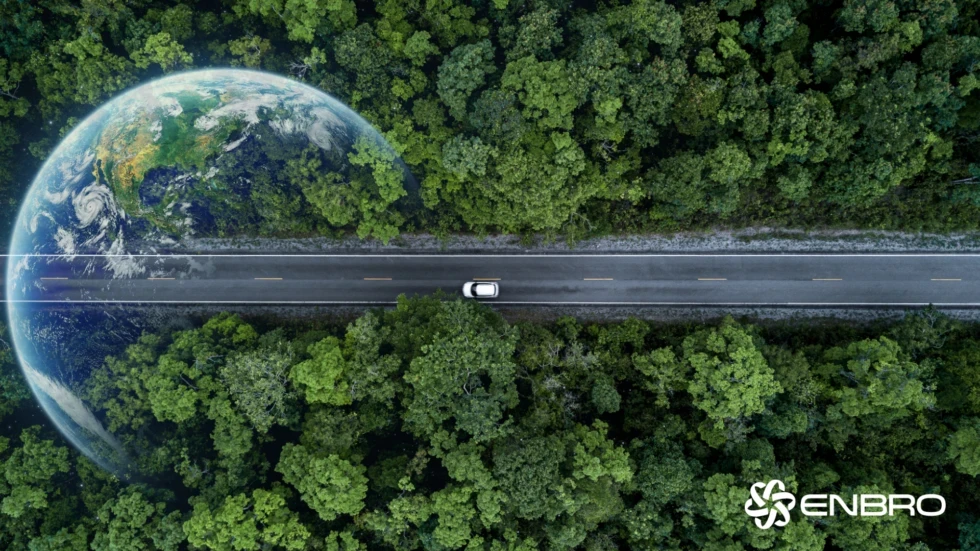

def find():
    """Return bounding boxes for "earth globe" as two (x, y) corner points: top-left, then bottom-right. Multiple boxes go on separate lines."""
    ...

(5, 68), (414, 476)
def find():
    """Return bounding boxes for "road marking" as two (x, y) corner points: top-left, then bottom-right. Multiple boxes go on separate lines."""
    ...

(7, 253), (980, 258)
(254, 277), (283, 281)
(364, 277), (392, 281)
(39, 277), (68, 280)
(148, 277), (175, 280)
(813, 278), (843, 281)
(932, 278), (961, 281)
(6, 300), (980, 307)
(698, 278), (727, 281)
(473, 277), (501, 281)
(584, 278), (613, 281)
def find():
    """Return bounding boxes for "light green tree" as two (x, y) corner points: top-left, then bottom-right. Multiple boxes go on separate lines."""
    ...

(684, 318), (782, 431)
(501, 56), (583, 131)
(276, 444), (368, 521)
(821, 337), (935, 420)
(130, 32), (193, 72)
(0, 428), (70, 518)
(289, 337), (351, 406)
(404, 31), (439, 66)
(91, 488), (184, 551)
(633, 347), (689, 408)
(183, 489), (308, 550)
(236, 0), (356, 42)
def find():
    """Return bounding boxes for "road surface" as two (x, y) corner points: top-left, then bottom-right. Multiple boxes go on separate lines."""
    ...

(7, 254), (980, 307)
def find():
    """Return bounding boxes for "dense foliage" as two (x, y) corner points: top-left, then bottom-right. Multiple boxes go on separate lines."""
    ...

(1, 300), (979, 549)
(1, 0), (979, 242)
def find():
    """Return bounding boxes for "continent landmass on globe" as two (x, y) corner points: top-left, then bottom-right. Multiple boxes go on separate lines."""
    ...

(5, 69), (416, 476)
(94, 90), (245, 234)
(87, 78), (375, 241)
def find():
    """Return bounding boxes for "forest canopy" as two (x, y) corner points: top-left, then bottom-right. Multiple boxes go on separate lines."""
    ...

(0, 300), (979, 549)
(0, 0), (979, 241)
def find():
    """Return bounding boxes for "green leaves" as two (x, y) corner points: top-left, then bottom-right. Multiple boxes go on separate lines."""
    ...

(235, 0), (356, 42)
(501, 56), (583, 131)
(437, 40), (496, 121)
(91, 489), (184, 551)
(634, 347), (688, 408)
(130, 32), (192, 72)
(346, 135), (409, 243)
(8, 298), (980, 549)
(284, 137), (410, 243)
(821, 337), (935, 420)
(276, 444), (368, 521)
(289, 337), (351, 406)
(684, 318), (782, 432)
(403, 300), (519, 444)
(403, 31), (439, 67)
(30, 32), (136, 112)
(441, 135), (496, 179)
(0, 428), (69, 518)
(570, 421), (632, 484)
(184, 489), (308, 550)
(948, 418), (980, 476)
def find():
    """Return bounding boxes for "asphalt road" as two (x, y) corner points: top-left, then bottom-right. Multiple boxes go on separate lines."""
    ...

(9, 254), (980, 307)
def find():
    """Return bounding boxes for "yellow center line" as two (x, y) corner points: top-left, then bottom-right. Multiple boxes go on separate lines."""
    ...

(40, 277), (68, 280)
(364, 277), (393, 281)
(932, 278), (961, 281)
(813, 278), (843, 281)
(583, 278), (613, 281)
(698, 278), (727, 281)
(473, 277), (501, 281)
(255, 277), (283, 281)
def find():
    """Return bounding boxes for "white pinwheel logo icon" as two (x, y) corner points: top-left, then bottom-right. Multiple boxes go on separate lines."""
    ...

(744, 480), (796, 529)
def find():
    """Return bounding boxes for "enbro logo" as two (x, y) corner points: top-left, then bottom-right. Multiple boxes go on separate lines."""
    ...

(745, 480), (796, 529)
(744, 480), (946, 530)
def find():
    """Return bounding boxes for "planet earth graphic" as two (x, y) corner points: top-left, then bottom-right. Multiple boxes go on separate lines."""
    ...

(5, 68), (414, 475)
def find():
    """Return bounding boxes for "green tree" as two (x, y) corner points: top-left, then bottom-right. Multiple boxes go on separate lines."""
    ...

(403, 31), (439, 66)
(633, 347), (689, 408)
(236, 0), (356, 42)
(222, 343), (297, 433)
(226, 35), (273, 68)
(30, 32), (135, 113)
(276, 444), (368, 521)
(437, 39), (496, 121)
(684, 318), (782, 436)
(289, 337), (350, 406)
(130, 32), (192, 72)
(184, 489), (308, 550)
(402, 301), (519, 443)
(346, 135), (409, 243)
(0, 428), (70, 518)
(949, 418), (980, 476)
(91, 488), (184, 551)
(501, 56), (583, 131)
(820, 337), (935, 420)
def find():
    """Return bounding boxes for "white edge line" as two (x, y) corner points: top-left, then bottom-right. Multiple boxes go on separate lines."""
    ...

(4, 300), (980, 306)
(5, 253), (980, 258)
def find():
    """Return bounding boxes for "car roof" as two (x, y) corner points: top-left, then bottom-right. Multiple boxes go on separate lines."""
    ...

(474, 282), (496, 295)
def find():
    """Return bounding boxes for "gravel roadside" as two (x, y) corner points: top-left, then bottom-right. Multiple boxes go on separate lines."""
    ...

(173, 228), (980, 254)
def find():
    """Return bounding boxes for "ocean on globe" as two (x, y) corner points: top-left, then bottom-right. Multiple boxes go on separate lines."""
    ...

(5, 69), (414, 476)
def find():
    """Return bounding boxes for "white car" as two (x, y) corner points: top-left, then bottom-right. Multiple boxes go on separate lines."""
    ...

(462, 281), (499, 298)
